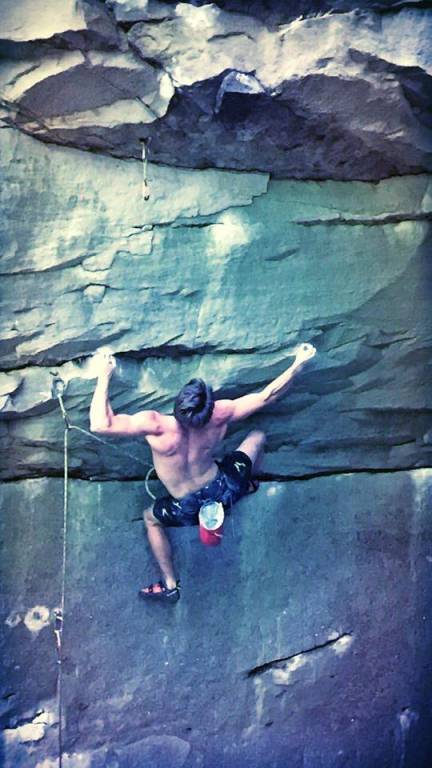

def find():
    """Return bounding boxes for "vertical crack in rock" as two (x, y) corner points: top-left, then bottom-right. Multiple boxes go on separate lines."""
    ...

(247, 632), (353, 678)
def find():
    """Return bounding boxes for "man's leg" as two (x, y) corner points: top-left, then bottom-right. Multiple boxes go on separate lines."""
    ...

(143, 507), (177, 591)
(235, 429), (267, 475)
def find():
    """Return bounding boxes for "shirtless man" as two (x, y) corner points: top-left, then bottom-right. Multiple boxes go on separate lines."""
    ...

(90, 343), (316, 602)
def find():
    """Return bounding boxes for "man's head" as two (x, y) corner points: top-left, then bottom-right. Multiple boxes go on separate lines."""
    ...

(174, 378), (215, 429)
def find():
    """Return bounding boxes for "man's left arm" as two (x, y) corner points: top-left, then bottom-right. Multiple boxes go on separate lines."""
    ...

(215, 343), (316, 423)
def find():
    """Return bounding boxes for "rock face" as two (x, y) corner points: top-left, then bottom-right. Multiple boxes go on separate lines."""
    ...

(1, 471), (432, 767)
(1, 1), (432, 178)
(1, 128), (431, 481)
(1, 2), (432, 766)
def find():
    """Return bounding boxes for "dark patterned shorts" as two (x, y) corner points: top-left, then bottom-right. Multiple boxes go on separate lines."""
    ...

(153, 451), (253, 527)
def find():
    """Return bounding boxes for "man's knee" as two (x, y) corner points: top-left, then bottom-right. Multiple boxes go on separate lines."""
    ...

(144, 507), (159, 528)
(248, 429), (266, 446)
(236, 429), (266, 465)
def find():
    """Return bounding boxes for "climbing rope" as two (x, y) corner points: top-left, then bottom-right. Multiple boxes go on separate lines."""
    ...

(55, 385), (156, 492)
(53, 384), (156, 766)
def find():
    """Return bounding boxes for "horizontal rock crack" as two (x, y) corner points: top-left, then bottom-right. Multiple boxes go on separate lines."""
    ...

(2, 465), (431, 484)
(295, 212), (432, 227)
(260, 464), (432, 483)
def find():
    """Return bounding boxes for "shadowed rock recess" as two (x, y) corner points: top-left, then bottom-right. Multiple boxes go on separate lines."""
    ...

(1, 1), (432, 767)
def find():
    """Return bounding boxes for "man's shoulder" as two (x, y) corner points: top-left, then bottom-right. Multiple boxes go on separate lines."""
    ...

(156, 412), (178, 431)
(212, 399), (234, 425)
(134, 410), (177, 436)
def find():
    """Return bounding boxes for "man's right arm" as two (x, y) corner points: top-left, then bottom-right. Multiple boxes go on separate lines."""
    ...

(89, 352), (162, 437)
(217, 343), (316, 423)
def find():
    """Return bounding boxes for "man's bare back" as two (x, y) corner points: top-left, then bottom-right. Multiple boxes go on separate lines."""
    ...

(145, 402), (231, 499)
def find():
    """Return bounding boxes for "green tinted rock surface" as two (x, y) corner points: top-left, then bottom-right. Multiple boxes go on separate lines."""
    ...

(1, 130), (431, 480)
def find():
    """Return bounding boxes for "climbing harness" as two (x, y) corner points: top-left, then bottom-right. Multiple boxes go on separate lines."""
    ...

(140, 138), (151, 201)
(52, 379), (156, 766)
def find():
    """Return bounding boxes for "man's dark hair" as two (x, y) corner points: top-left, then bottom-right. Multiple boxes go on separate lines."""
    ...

(174, 378), (215, 429)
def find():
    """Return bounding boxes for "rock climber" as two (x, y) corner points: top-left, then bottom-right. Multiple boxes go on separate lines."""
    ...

(89, 343), (316, 602)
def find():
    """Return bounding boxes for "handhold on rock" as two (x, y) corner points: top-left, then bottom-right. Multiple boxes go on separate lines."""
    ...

(295, 343), (317, 363)
(90, 348), (117, 379)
